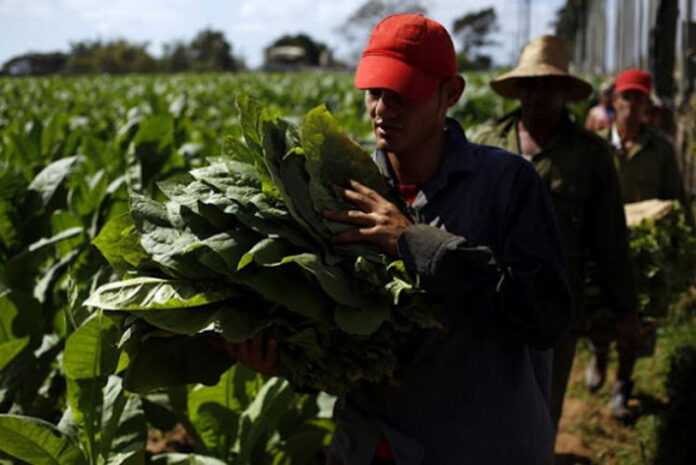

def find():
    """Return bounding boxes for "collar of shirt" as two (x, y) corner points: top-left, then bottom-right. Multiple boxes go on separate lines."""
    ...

(610, 123), (622, 151)
(371, 118), (474, 207)
(609, 123), (652, 160)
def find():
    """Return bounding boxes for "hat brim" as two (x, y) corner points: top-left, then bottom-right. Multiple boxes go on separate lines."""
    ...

(614, 83), (650, 95)
(355, 54), (442, 103)
(491, 66), (593, 101)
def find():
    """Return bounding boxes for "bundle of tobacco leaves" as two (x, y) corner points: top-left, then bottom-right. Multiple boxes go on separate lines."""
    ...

(86, 97), (442, 395)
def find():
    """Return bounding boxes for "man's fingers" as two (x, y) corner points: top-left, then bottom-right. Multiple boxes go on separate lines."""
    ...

(323, 209), (373, 226)
(348, 179), (380, 199)
(331, 183), (373, 210)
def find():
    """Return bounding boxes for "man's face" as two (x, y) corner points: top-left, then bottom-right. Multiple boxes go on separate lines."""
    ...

(613, 90), (650, 127)
(517, 77), (565, 116)
(364, 84), (447, 154)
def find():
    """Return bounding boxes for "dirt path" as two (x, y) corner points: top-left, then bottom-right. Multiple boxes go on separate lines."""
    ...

(553, 354), (652, 465)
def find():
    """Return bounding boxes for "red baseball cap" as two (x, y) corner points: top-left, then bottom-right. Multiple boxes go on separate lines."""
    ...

(354, 14), (457, 102)
(614, 69), (653, 95)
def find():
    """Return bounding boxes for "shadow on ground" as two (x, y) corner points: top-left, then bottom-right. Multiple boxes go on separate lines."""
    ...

(554, 453), (592, 465)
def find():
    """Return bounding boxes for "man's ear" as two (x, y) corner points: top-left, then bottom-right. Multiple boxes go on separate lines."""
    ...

(445, 75), (466, 108)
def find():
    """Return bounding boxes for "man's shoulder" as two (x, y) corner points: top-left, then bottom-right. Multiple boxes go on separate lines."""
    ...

(572, 123), (613, 152)
(465, 142), (530, 175)
(644, 128), (675, 154)
(469, 112), (516, 145)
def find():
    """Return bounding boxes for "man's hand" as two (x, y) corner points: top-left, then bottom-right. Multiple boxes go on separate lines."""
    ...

(616, 311), (643, 355)
(323, 179), (413, 256)
(208, 333), (278, 377)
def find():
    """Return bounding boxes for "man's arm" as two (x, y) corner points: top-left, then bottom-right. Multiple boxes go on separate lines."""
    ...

(327, 163), (572, 350)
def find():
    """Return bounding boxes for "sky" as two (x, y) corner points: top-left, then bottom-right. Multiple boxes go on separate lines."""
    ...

(0, 0), (566, 69)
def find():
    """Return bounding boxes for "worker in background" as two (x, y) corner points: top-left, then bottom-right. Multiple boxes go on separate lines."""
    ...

(585, 69), (693, 418)
(474, 35), (641, 425)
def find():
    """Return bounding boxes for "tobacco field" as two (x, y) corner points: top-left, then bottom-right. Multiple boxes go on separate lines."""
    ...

(0, 72), (694, 465)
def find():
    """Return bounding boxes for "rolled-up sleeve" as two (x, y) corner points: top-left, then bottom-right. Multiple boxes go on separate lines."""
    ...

(396, 161), (572, 349)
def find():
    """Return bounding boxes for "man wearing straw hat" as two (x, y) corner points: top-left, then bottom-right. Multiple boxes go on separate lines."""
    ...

(474, 35), (642, 426)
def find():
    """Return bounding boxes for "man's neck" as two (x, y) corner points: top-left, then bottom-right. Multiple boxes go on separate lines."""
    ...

(386, 129), (445, 185)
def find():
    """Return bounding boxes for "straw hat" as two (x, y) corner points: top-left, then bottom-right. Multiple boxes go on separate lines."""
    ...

(491, 35), (592, 101)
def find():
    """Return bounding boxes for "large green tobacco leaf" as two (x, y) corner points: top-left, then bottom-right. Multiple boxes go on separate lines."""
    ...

(260, 119), (328, 246)
(300, 106), (391, 233)
(62, 311), (121, 380)
(150, 454), (227, 465)
(98, 376), (146, 465)
(189, 160), (312, 249)
(0, 414), (86, 465)
(125, 114), (177, 193)
(93, 214), (151, 272)
(84, 277), (238, 311)
(188, 365), (263, 461)
(268, 418), (335, 465)
(65, 376), (146, 465)
(122, 334), (234, 393)
(236, 95), (281, 200)
(0, 337), (29, 372)
(232, 266), (330, 321)
(278, 253), (389, 334)
(236, 377), (295, 464)
(27, 155), (83, 210)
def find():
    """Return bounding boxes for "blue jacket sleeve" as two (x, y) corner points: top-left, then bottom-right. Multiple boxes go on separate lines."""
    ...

(396, 161), (572, 349)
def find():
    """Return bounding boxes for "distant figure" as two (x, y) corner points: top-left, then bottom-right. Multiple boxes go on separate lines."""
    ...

(596, 69), (690, 209)
(473, 35), (640, 428)
(585, 81), (615, 131)
(586, 69), (692, 419)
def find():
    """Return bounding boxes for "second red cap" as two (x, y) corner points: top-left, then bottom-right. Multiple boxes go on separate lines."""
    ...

(615, 69), (653, 95)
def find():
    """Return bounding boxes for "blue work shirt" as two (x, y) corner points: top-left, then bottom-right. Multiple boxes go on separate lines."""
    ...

(329, 118), (572, 465)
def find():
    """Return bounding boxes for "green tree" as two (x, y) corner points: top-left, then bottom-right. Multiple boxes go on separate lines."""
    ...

(188, 29), (236, 72)
(451, 7), (498, 71)
(161, 40), (190, 72)
(65, 39), (157, 74)
(553, 0), (589, 54)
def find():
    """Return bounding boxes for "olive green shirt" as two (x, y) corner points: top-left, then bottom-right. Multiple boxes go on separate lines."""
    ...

(473, 110), (637, 325)
(597, 125), (692, 224)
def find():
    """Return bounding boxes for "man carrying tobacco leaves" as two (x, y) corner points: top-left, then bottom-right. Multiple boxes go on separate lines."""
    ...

(227, 14), (572, 465)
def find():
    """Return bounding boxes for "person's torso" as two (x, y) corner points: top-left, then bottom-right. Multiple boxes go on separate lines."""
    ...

(332, 124), (555, 465)
(598, 126), (675, 203)
(474, 112), (610, 296)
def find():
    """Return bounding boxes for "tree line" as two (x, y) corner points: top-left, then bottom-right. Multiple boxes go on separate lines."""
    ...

(1, 1), (502, 76)
(0, 29), (243, 76)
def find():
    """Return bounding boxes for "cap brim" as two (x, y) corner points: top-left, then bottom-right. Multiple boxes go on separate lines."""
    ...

(355, 54), (441, 103)
(491, 68), (593, 102)
(614, 83), (650, 95)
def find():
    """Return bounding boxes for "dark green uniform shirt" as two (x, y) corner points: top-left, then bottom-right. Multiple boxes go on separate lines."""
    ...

(474, 110), (637, 327)
(597, 125), (692, 224)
